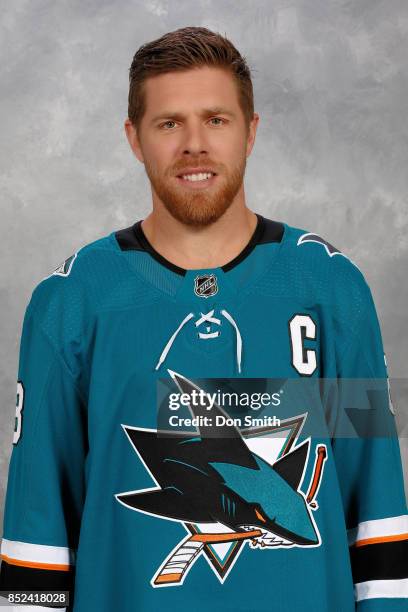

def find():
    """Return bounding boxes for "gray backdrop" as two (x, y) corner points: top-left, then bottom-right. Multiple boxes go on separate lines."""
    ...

(1, 0), (407, 536)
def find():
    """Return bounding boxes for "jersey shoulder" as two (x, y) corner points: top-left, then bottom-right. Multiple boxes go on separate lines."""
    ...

(21, 233), (117, 347)
(285, 223), (358, 266)
(27, 233), (114, 310)
(284, 222), (367, 281)
(283, 222), (373, 316)
(25, 227), (155, 342)
(42, 233), (116, 281)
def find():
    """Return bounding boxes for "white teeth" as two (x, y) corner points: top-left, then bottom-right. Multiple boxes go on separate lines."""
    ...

(181, 172), (214, 182)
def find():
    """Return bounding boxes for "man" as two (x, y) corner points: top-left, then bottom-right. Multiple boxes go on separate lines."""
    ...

(0, 26), (407, 612)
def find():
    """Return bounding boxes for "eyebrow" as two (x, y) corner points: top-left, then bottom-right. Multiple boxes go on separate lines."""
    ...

(150, 107), (236, 124)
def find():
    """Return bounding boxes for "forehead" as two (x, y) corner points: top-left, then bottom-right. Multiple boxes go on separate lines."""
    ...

(142, 66), (240, 115)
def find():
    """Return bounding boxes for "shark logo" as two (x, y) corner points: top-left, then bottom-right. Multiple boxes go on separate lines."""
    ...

(115, 371), (327, 588)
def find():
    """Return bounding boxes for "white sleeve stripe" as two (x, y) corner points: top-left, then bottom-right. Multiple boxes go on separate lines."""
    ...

(348, 514), (408, 546)
(0, 538), (75, 566)
(355, 578), (408, 601)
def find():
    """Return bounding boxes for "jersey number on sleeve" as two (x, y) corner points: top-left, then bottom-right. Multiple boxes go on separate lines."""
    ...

(13, 380), (25, 445)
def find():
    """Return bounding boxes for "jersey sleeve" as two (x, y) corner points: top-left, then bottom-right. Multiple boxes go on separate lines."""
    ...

(0, 283), (88, 611)
(330, 278), (408, 610)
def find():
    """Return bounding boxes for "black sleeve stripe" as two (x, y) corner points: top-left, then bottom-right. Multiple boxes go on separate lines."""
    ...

(350, 538), (408, 583)
(0, 558), (74, 595)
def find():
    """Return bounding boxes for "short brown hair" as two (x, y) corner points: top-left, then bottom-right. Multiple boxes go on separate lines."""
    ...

(128, 26), (255, 135)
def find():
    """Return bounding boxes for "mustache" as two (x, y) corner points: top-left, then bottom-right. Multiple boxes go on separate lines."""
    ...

(173, 165), (219, 174)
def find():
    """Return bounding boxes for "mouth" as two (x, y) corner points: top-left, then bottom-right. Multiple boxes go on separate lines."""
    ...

(241, 525), (293, 548)
(176, 171), (218, 188)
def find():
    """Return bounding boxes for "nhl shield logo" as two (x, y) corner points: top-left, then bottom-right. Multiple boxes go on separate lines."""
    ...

(194, 274), (218, 298)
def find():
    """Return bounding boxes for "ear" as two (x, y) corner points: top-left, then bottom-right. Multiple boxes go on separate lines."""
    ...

(246, 112), (260, 158)
(124, 118), (144, 164)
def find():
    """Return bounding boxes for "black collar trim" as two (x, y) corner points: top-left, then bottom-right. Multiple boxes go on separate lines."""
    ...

(114, 213), (284, 276)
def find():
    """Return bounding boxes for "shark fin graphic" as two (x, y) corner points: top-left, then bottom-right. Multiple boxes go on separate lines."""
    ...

(166, 370), (259, 470)
(272, 439), (309, 490)
(116, 487), (209, 523)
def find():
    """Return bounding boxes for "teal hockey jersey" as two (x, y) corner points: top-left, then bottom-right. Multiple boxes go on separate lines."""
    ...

(1, 213), (407, 611)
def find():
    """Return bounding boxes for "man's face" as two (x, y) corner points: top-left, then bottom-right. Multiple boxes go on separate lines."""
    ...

(125, 66), (258, 227)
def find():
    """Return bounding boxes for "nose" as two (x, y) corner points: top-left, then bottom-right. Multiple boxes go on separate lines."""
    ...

(181, 120), (209, 155)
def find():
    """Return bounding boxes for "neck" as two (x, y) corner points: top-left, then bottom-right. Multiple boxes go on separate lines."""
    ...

(141, 204), (258, 270)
